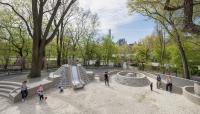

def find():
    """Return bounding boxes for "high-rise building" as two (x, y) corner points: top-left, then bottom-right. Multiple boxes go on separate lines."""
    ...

(117, 38), (127, 46)
(108, 29), (112, 38)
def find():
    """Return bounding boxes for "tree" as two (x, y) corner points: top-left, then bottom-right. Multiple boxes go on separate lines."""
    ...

(164, 0), (200, 34)
(131, 36), (155, 70)
(80, 12), (99, 65)
(53, 1), (75, 66)
(0, 11), (30, 58)
(0, 42), (12, 70)
(128, 0), (190, 79)
(102, 35), (115, 65)
(0, 0), (77, 78)
(154, 24), (166, 72)
(66, 8), (99, 62)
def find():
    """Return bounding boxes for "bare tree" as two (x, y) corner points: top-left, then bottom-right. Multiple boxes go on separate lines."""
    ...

(53, 1), (76, 66)
(66, 8), (93, 61)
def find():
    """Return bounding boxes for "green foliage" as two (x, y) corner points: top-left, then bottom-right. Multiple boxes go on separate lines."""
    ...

(101, 35), (116, 65)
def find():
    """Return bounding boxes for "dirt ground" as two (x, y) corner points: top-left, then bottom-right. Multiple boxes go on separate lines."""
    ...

(0, 76), (200, 114)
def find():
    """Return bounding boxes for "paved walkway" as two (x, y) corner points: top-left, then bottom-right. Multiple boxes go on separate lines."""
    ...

(0, 76), (199, 114)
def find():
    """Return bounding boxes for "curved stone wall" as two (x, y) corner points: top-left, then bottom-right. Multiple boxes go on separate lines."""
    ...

(183, 86), (200, 105)
(115, 72), (150, 87)
(194, 82), (200, 96)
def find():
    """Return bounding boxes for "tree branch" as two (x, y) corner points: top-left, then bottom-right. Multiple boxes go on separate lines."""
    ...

(43, 0), (62, 39)
(46, 0), (77, 45)
(0, 2), (33, 38)
(164, 0), (200, 34)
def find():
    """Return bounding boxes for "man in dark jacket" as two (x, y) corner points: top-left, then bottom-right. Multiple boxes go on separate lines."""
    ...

(157, 74), (161, 89)
(104, 72), (109, 86)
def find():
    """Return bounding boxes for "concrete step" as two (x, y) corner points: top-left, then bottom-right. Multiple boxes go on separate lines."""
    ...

(0, 88), (11, 93)
(0, 81), (21, 87)
(0, 92), (9, 98)
(0, 85), (19, 90)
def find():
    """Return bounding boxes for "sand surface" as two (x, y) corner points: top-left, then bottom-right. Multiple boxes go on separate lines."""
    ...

(0, 76), (200, 114)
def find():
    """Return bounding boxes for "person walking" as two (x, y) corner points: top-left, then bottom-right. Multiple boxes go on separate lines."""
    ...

(150, 82), (153, 91)
(156, 74), (161, 89)
(104, 72), (109, 86)
(21, 81), (28, 102)
(37, 85), (44, 101)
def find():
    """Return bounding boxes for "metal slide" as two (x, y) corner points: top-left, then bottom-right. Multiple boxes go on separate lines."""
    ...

(71, 65), (84, 89)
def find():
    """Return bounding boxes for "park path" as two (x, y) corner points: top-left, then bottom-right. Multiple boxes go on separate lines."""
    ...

(0, 75), (199, 114)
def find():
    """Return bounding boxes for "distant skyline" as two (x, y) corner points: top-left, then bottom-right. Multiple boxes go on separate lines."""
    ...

(79, 0), (156, 43)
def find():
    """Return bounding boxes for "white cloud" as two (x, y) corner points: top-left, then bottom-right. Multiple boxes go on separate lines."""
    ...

(79, 0), (138, 33)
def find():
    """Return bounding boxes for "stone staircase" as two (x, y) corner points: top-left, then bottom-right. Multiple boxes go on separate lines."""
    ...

(52, 64), (94, 89)
(0, 81), (21, 98)
(78, 66), (90, 84)
(54, 65), (71, 88)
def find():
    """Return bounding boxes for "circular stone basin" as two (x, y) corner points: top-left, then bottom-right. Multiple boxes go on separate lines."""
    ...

(115, 71), (150, 87)
(127, 73), (136, 77)
(183, 86), (200, 105)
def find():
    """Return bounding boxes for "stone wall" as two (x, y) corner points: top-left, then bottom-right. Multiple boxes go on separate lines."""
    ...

(86, 71), (95, 81)
(9, 76), (60, 103)
(183, 86), (200, 105)
(143, 72), (184, 94)
(147, 72), (194, 87)
(194, 82), (200, 96)
(115, 72), (150, 87)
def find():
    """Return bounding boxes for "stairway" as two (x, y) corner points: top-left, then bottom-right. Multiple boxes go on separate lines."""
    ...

(0, 81), (21, 98)
(78, 66), (90, 84)
(54, 65), (71, 88)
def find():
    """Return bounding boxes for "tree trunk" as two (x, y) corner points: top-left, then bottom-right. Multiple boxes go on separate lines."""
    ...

(59, 26), (64, 65)
(18, 49), (26, 69)
(57, 51), (61, 66)
(72, 44), (76, 62)
(29, 39), (44, 78)
(56, 23), (64, 67)
(159, 29), (166, 73)
(175, 33), (190, 79)
(56, 31), (61, 67)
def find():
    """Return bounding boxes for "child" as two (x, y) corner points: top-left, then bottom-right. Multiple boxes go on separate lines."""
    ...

(37, 85), (44, 101)
(150, 82), (153, 91)
(59, 86), (64, 93)
(21, 81), (28, 102)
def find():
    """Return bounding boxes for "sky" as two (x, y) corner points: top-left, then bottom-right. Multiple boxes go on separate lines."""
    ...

(79, 0), (155, 44)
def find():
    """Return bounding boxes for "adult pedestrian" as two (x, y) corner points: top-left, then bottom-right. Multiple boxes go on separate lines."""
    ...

(104, 72), (109, 86)
(150, 82), (153, 91)
(156, 74), (161, 89)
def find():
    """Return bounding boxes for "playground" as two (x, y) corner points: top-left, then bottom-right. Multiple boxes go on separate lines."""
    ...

(0, 68), (200, 114)
(0, 0), (200, 114)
